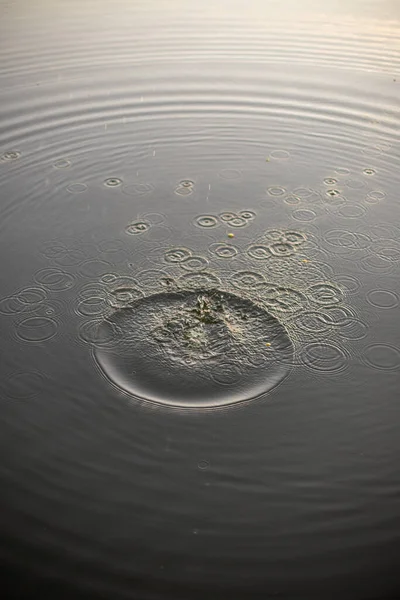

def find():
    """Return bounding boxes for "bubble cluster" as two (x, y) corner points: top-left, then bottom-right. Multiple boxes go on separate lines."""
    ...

(1, 150), (21, 161)
(246, 228), (307, 261)
(195, 210), (256, 230)
(4, 183), (398, 410)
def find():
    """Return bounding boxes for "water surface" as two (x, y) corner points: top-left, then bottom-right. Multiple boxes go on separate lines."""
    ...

(1, 1), (400, 598)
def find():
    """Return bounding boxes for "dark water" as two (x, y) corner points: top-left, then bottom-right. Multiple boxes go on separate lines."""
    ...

(1, 1), (400, 598)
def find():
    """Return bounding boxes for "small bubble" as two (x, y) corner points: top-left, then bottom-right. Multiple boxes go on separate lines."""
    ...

(372, 239), (400, 262)
(366, 289), (399, 310)
(194, 215), (219, 228)
(34, 268), (76, 291)
(179, 180), (194, 188)
(141, 225), (173, 244)
(174, 185), (193, 196)
(78, 319), (121, 348)
(335, 167), (351, 176)
(269, 149), (290, 160)
(141, 212), (165, 225)
(218, 169), (242, 180)
(67, 182), (88, 194)
(18, 287), (47, 305)
(209, 243), (238, 259)
(359, 254), (393, 274)
(345, 178), (365, 189)
(125, 221), (150, 235)
(136, 269), (170, 289)
(2, 150), (21, 161)
(284, 195), (301, 206)
(361, 344), (400, 371)
(122, 182), (155, 196)
(238, 210), (256, 220)
(104, 177), (122, 187)
(108, 286), (144, 309)
(0, 296), (29, 315)
(229, 217), (248, 228)
(246, 244), (271, 260)
(292, 209), (317, 222)
(219, 212), (238, 222)
(97, 240), (125, 254)
(322, 306), (356, 326)
(269, 242), (295, 257)
(101, 273), (118, 284)
(79, 259), (113, 278)
(323, 178), (338, 185)
(53, 158), (71, 169)
(1, 371), (46, 400)
(337, 204), (367, 219)
(160, 276), (176, 288)
(300, 342), (349, 374)
(198, 460), (209, 470)
(231, 270), (265, 289)
(291, 311), (333, 335)
(180, 256), (209, 272)
(15, 316), (58, 343)
(178, 271), (221, 290)
(335, 275), (361, 295)
(363, 168), (376, 176)
(308, 283), (343, 306)
(326, 189), (341, 197)
(337, 317), (368, 341)
(210, 362), (243, 385)
(365, 190), (386, 204)
(267, 186), (286, 197)
(292, 188), (314, 199)
(283, 231), (307, 245)
(164, 247), (192, 263)
(78, 284), (108, 301)
(75, 296), (107, 317)
(362, 144), (388, 157)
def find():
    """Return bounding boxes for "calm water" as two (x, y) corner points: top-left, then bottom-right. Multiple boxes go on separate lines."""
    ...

(1, 1), (400, 598)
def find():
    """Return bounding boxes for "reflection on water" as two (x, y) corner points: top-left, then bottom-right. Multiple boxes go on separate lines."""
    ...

(1, 0), (400, 598)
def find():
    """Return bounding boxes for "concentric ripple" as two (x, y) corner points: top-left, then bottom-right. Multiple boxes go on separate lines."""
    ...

(94, 289), (293, 408)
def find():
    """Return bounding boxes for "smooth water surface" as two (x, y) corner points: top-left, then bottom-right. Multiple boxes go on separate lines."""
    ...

(1, 1), (400, 598)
